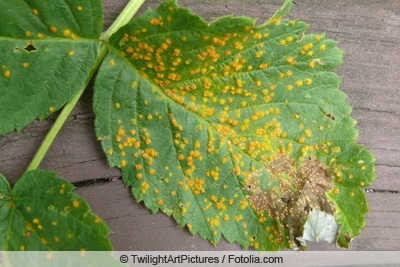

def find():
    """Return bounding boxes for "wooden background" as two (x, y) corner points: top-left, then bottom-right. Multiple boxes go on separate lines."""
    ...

(1, 0), (399, 251)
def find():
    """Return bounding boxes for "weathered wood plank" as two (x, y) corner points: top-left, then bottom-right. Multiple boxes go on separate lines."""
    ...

(1, 0), (400, 251)
(351, 193), (400, 251)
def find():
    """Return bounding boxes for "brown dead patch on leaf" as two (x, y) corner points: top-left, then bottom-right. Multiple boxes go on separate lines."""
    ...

(244, 153), (335, 247)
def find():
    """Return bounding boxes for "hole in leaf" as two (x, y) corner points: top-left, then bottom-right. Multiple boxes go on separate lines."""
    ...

(24, 41), (37, 52)
(325, 113), (335, 121)
(304, 203), (310, 211)
(281, 197), (290, 204)
(244, 184), (252, 191)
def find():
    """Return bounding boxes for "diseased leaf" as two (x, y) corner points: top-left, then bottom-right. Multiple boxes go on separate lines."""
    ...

(94, 0), (375, 250)
(0, 170), (112, 251)
(0, 0), (103, 135)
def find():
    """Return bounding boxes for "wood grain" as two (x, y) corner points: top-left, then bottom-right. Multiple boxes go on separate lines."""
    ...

(1, 0), (399, 251)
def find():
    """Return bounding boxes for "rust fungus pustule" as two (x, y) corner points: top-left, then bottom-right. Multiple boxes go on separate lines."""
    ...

(3, 70), (10, 78)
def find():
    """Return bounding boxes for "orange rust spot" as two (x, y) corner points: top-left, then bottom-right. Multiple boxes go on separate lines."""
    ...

(333, 188), (339, 195)
(286, 57), (295, 65)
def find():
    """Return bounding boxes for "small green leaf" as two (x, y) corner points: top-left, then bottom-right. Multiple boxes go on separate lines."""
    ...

(0, 0), (103, 135)
(94, 0), (375, 250)
(0, 170), (112, 251)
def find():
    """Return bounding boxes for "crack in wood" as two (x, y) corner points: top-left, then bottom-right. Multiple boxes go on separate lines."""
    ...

(353, 107), (400, 116)
(72, 176), (121, 187)
(363, 188), (400, 194)
(375, 163), (400, 168)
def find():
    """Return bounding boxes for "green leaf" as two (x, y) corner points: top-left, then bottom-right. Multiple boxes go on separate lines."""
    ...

(0, 0), (103, 135)
(0, 170), (112, 251)
(94, 0), (375, 250)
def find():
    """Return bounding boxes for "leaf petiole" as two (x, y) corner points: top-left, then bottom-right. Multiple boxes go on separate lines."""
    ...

(26, 0), (146, 171)
(102, 0), (146, 41)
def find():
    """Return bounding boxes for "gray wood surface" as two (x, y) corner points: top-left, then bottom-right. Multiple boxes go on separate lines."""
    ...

(1, 0), (400, 251)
